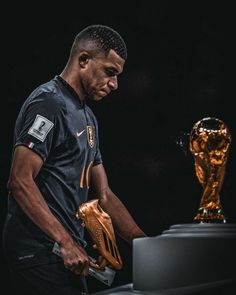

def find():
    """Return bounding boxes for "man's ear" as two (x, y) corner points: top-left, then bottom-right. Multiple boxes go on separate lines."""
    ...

(79, 52), (90, 68)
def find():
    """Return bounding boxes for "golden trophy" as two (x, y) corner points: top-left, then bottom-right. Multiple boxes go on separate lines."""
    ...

(189, 117), (232, 223)
(76, 199), (123, 270)
(130, 117), (236, 293)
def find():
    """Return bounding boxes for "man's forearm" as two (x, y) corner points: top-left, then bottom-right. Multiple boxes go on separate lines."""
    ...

(9, 178), (73, 246)
(98, 188), (146, 243)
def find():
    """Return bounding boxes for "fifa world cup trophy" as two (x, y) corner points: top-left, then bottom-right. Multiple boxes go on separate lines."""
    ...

(189, 117), (232, 223)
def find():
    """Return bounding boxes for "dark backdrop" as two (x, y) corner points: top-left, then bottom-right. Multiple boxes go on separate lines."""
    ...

(1, 1), (236, 293)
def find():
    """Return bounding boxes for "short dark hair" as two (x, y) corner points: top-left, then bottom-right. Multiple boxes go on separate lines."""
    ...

(74, 24), (127, 60)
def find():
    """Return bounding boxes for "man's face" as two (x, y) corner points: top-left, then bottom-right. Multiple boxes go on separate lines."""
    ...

(81, 49), (125, 101)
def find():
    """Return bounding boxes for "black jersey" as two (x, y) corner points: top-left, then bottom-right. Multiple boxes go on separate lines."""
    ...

(3, 75), (102, 270)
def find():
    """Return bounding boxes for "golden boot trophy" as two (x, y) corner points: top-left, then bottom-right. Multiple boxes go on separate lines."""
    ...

(189, 117), (232, 223)
(52, 199), (122, 286)
(76, 199), (123, 270)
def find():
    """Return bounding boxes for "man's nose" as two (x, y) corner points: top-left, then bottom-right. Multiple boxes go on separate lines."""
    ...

(108, 76), (118, 90)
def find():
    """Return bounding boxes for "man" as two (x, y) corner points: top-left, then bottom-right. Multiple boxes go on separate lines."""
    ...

(2, 24), (146, 295)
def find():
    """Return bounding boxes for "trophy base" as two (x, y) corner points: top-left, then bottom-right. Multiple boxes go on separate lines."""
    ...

(133, 223), (236, 291)
(193, 208), (227, 223)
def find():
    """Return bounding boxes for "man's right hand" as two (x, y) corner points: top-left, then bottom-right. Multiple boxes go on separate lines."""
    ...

(59, 240), (100, 276)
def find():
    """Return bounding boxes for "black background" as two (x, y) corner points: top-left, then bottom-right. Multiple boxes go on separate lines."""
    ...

(1, 1), (236, 293)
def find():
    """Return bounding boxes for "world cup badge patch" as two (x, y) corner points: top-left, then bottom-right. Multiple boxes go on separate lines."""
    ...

(87, 126), (94, 148)
(28, 114), (54, 142)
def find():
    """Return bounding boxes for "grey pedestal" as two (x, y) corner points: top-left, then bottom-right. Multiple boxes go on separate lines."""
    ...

(92, 224), (236, 294)
(133, 223), (236, 292)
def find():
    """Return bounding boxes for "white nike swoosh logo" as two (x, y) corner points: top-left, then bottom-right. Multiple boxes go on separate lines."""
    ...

(76, 129), (85, 137)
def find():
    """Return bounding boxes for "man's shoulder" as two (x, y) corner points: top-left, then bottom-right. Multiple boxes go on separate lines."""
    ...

(26, 77), (66, 109)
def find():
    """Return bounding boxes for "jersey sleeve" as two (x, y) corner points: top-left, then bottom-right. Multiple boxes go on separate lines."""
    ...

(93, 148), (103, 166)
(14, 94), (66, 162)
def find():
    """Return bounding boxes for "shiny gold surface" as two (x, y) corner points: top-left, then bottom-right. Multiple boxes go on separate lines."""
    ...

(189, 117), (231, 223)
(76, 199), (123, 270)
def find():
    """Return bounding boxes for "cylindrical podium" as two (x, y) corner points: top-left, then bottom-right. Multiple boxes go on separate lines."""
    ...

(133, 223), (236, 292)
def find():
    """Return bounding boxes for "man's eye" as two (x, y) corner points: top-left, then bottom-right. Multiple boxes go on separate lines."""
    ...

(106, 69), (115, 76)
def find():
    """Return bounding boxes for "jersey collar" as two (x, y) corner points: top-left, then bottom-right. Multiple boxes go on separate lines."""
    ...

(55, 75), (85, 107)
